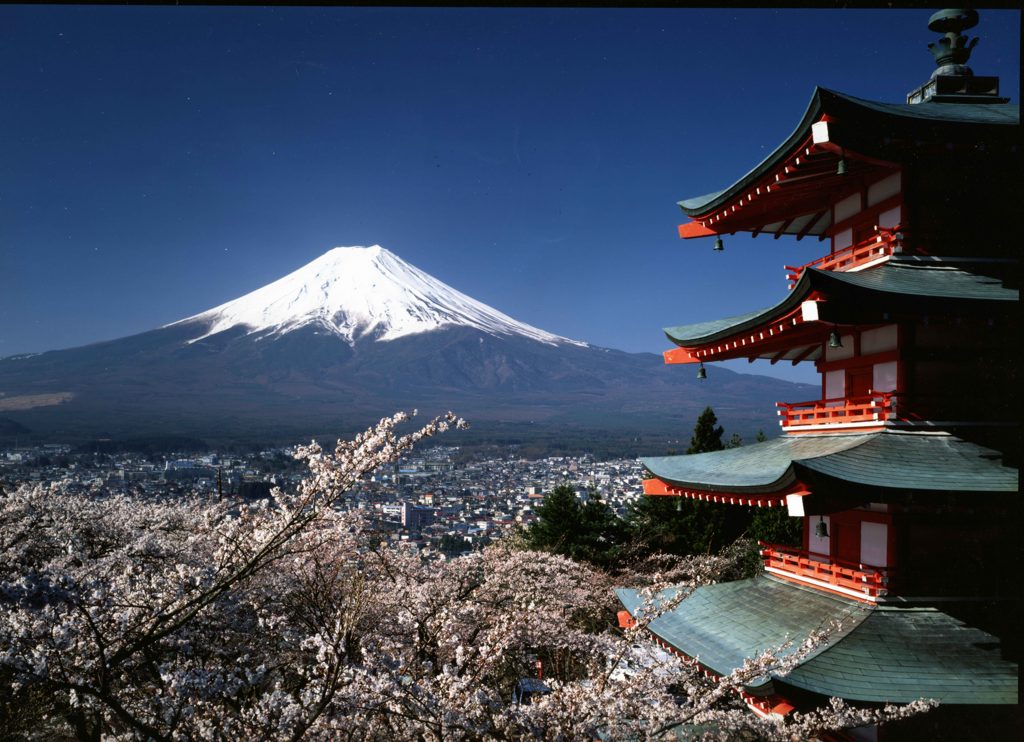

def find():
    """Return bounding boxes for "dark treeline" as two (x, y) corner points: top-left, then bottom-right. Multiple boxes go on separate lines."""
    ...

(520, 407), (801, 571)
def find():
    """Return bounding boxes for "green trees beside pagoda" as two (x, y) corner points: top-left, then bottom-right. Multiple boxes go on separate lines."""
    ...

(520, 483), (628, 569)
(687, 406), (726, 454)
(522, 406), (799, 569)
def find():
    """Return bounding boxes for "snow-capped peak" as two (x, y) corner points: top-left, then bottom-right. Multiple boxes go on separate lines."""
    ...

(170, 245), (587, 347)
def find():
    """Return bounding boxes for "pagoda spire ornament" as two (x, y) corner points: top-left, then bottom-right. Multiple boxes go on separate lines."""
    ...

(926, 8), (979, 75)
(906, 8), (1006, 105)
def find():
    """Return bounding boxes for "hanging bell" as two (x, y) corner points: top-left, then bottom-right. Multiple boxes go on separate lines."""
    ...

(713, 236), (724, 251)
(815, 516), (829, 538)
(828, 328), (843, 348)
(697, 362), (707, 380)
(836, 157), (848, 176)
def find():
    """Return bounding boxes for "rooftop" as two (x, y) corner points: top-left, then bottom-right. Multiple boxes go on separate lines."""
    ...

(617, 575), (1018, 704)
(677, 88), (1019, 234)
(642, 430), (1018, 496)
(662, 259), (1017, 361)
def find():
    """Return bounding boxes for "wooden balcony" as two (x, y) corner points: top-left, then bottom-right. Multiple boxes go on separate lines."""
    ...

(785, 226), (903, 289)
(776, 392), (897, 433)
(759, 541), (891, 602)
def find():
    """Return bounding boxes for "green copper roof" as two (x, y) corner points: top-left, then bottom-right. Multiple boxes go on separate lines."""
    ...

(642, 434), (870, 493)
(616, 577), (869, 686)
(617, 576), (1019, 705)
(662, 308), (772, 345)
(642, 431), (1018, 494)
(679, 87), (1019, 217)
(785, 605), (1020, 704)
(795, 431), (1018, 493)
(663, 260), (1017, 346)
(813, 259), (1018, 302)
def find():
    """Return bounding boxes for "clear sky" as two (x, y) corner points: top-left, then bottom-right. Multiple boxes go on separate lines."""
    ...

(2, 5), (1019, 383)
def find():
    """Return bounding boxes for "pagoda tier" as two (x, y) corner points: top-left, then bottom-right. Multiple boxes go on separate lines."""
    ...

(661, 257), (1017, 435)
(661, 258), (1017, 367)
(616, 577), (1018, 706)
(630, 9), (1021, 731)
(643, 431), (1017, 604)
(675, 87), (1018, 247)
(642, 430), (1017, 512)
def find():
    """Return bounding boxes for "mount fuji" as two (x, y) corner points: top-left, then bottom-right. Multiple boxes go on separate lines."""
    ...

(0, 246), (814, 445)
(171, 245), (586, 349)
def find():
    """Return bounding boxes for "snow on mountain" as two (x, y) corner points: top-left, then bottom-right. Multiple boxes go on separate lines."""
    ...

(170, 245), (587, 347)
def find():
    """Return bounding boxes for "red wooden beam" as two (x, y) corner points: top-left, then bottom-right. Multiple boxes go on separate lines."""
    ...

(678, 221), (718, 240)
(663, 347), (698, 365)
(772, 217), (795, 239)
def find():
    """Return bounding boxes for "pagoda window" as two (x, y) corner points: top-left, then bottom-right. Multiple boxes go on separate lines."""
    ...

(860, 325), (898, 354)
(823, 369), (844, 399)
(872, 361), (898, 393)
(803, 510), (896, 570)
(818, 325), (900, 398)
(867, 172), (901, 208)
(860, 521), (889, 568)
(833, 192), (862, 227)
(834, 227), (854, 251)
(828, 173), (903, 256)
(876, 203), (901, 230)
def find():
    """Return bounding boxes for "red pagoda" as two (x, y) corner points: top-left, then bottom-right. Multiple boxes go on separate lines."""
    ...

(617, 9), (1019, 738)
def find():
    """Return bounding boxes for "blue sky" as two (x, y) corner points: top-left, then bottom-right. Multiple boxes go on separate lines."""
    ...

(2, 6), (1019, 383)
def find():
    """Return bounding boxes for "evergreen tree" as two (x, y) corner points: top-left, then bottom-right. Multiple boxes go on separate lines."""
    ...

(625, 494), (722, 557)
(573, 493), (629, 566)
(748, 507), (802, 547)
(523, 484), (626, 568)
(687, 407), (725, 454)
(524, 483), (579, 553)
(628, 410), (795, 560)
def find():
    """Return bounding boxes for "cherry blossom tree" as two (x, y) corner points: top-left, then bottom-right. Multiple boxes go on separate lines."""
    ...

(0, 411), (932, 740)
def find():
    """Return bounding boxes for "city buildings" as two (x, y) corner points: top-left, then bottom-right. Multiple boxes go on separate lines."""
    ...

(0, 442), (644, 558)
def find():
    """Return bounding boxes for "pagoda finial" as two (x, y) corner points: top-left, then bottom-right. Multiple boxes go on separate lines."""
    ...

(907, 8), (1005, 104)
(926, 9), (979, 75)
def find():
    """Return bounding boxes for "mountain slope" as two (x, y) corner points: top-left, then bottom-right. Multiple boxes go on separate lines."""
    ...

(172, 245), (584, 348)
(0, 246), (815, 443)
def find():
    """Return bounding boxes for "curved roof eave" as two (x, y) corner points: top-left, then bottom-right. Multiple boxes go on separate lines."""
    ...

(617, 578), (1019, 705)
(677, 87), (1021, 218)
(641, 434), (874, 493)
(615, 577), (869, 684)
(663, 269), (814, 346)
(793, 432), (1019, 493)
(663, 261), (1018, 348)
(784, 606), (1019, 704)
(678, 87), (827, 217)
(643, 431), (1018, 495)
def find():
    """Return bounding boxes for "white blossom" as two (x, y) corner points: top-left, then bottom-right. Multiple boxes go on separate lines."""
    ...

(0, 411), (931, 740)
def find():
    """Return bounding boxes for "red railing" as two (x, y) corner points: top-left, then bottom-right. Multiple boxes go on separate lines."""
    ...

(759, 541), (891, 600)
(776, 392), (897, 430)
(785, 226), (904, 289)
